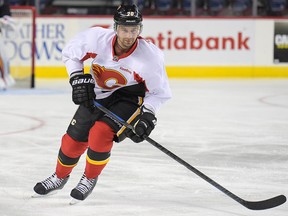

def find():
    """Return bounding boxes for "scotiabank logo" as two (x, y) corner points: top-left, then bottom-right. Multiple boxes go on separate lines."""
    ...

(145, 31), (250, 50)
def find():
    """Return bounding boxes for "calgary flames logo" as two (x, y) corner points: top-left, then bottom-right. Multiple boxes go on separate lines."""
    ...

(92, 64), (127, 90)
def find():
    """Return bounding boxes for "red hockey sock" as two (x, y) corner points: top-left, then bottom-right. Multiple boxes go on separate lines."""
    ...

(56, 133), (88, 178)
(85, 121), (114, 178)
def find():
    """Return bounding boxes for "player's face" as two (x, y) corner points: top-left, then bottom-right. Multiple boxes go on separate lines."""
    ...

(116, 25), (141, 49)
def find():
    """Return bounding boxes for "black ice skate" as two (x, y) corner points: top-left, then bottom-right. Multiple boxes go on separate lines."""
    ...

(33, 172), (69, 196)
(70, 173), (98, 202)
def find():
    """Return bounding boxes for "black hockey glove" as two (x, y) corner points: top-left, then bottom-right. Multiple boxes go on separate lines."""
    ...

(127, 106), (157, 143)
(69, 73), (96, 110)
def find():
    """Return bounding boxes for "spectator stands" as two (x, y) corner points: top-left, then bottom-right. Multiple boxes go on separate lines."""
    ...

(181, 0), (205, 15)
(205, 0), (226, 15)
(267, 0), (287, 15)
(7, 0), (288, 16)
(48, 0), (122, 15)
(231, 0), (252, 15)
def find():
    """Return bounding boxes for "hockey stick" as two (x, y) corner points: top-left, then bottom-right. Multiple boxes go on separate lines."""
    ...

(94, 101), (286, 210)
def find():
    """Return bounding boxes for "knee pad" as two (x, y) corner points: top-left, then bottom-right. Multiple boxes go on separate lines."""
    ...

(61, 133), (88, 158)
(88, 121), (114, 152)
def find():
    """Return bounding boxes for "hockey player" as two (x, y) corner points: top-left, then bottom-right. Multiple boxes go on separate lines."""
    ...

(0, 0), (15, 90)
(33, 4), (172, 202)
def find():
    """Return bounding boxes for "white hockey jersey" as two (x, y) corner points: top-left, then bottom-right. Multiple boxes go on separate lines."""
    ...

(62, 27), (172, 113)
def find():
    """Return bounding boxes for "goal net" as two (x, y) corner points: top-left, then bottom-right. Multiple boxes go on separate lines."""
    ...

(4, 6), (36, 88)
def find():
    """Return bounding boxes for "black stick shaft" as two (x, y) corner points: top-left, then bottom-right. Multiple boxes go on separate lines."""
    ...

(94, 101), (286, 210)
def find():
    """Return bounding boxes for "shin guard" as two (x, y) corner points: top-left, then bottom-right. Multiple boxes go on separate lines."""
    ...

(85, 121), (115, 178)
(56, 134), (88, 178)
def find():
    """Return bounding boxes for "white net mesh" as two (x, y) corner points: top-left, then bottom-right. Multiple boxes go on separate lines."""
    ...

(5, 6), (36, 88)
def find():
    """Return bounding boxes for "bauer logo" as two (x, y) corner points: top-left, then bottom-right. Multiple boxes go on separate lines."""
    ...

(274, 21), (288, 63)
(72, 78), (95, 85)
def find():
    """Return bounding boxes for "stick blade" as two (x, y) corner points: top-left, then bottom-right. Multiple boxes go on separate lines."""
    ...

(242, 195), (286, 210)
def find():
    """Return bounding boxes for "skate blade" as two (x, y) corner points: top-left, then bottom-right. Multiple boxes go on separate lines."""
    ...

(31, 191), (57, 198)
(69, 198), (82, 205)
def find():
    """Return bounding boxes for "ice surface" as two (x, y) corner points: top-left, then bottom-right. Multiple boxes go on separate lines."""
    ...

(0, 78), (287, 216)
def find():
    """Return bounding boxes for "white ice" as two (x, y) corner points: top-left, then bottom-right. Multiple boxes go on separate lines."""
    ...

(0, 78), (287, 216)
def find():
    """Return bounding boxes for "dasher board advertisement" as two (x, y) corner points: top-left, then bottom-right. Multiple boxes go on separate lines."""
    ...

(274, 21), (288, 64)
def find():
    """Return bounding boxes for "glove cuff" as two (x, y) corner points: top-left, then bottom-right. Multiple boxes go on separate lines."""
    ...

(70, 70), (84, 78)
(141, 108), (157, 127)
(141, 105), (155, 115)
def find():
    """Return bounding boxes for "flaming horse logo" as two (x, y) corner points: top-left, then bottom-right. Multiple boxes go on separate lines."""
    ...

(92, 64), (127, 90)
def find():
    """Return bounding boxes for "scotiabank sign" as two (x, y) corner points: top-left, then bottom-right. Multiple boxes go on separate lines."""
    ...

(4, 17), (256, 67)
(142, 19), (254, 66)
(145, 31), (249, 50)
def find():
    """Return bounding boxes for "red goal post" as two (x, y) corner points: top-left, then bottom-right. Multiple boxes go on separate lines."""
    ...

(9, 6), (36, 88)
